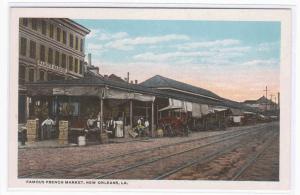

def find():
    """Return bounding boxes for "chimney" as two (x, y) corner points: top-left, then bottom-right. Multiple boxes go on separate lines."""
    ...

(88, 53), (92, 66)
(127, 72), (130, 83)
(135, 80), (138, 84)
(130, 80), (133, 84)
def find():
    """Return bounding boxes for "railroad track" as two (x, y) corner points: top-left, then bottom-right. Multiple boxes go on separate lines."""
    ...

(154, 130), (278, 180)
(19, 122), (276, 179)
(94, 127), (276, 179)
(231, 132), (279, 180)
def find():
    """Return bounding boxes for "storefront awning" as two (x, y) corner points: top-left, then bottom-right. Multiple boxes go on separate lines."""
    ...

(213, 107), (228, 112)
(158, 98), (192, 112)
(158, 105), (183, 112)
(104, 89), (155, 102)
(51, 87), (156, 102)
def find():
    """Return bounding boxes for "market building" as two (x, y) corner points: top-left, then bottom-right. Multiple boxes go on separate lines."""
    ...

(142, 75), (264, 130)
(18, 18), (90, 123)
(24, 73), (260, 143)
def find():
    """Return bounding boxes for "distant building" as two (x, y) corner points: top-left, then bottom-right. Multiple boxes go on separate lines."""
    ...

(19, 18), (90, 123)
(244, 96), (277, 111)
(107, 74), (126, 83)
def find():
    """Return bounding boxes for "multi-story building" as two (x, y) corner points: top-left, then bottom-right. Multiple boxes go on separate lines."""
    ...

(18, 18), (90, 123)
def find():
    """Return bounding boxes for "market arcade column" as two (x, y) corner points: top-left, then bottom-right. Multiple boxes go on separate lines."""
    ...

(151, 100), (154, 137)
(130, 100), (133, 128)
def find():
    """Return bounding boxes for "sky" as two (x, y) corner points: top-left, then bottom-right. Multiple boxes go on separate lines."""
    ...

(74, 19), (281, 102)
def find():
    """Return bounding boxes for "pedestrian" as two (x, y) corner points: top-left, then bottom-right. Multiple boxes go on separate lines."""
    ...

(41, 116), (55, 140)
(144, 118), (150, 136)
(107, 117), (116, 138)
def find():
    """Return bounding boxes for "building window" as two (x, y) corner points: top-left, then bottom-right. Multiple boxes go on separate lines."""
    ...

(69, 33), (73, 48)
(20, 37), (27, 56)
(31, 18), (38, 30)
(79, 60), (83, 74)
(48, 48), (53, 64)
(29, 69), (35, 82)
(22, 18), (28, 27)
(55, 51), (60, 66)
(74, 58), (78, 73)
(40, 45), (45, 62)
(68, 56), (73, 71)
(49, 24), (54, 38)
(61, 54), (66, 68)
(75, 37), (79, 50)
(56, 27), (61, 42)
(47, 73), (53, 81)
(39, 70), (45, 81)
(19, 66), (26, 84)
(31, 18), (37, 30)
(80, 39), (84, 52)
(41, 20), (47, 35)
(29, 40), (36, 59)
(62, 31), (67, 44)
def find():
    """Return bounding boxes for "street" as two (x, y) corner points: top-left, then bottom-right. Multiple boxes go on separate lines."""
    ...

(18, 122), (279, 181)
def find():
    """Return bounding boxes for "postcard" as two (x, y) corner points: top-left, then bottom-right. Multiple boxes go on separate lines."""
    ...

(8, 6), (292, 192)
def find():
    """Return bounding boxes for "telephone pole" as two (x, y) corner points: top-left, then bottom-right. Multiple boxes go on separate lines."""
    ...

(263, 86), (268, 99)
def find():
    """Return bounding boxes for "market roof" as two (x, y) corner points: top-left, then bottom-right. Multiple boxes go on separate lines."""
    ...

(26, 75), (221, 105)
(26, 74), (259, 112)
(140, 75), (221, 100)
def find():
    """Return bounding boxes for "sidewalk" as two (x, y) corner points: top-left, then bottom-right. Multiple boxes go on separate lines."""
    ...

(18, 136), (147, 149)
(18, 139), (77, 149)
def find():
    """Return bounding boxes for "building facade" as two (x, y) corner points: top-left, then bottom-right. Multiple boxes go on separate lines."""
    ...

(19, 18), (90, 123)
(244, 96), (278, 111)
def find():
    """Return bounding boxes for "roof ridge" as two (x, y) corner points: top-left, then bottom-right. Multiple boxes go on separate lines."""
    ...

(155, 75), (219, 97)
(155, 75), (172, 86)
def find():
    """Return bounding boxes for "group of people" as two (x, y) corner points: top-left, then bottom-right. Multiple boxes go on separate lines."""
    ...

(106, 118), (124, 138)
(40, 115), (150, 140)
(135, 117), (150, 137)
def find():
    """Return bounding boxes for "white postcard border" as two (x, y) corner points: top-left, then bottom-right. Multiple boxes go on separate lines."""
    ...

(8, 6), (292, 192)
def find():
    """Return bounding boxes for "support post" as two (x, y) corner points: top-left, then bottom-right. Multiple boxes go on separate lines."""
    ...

(156, 105), (159, 127)
(44, 71), (48, 81)
(145, 102), (148, 119)
(130, 100), (133, 128)
(25, 96), (30, 120)
(100, 98), (103, 133)
(151, 101), (154, 137)
(25, 67), (29, 82)
(55, 96), (59, 123)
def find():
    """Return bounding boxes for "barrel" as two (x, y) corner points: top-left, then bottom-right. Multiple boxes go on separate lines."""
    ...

(78, 136), (86, 146)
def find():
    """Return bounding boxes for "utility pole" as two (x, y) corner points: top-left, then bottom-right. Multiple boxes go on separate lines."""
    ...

(263, 86), (268, 99)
